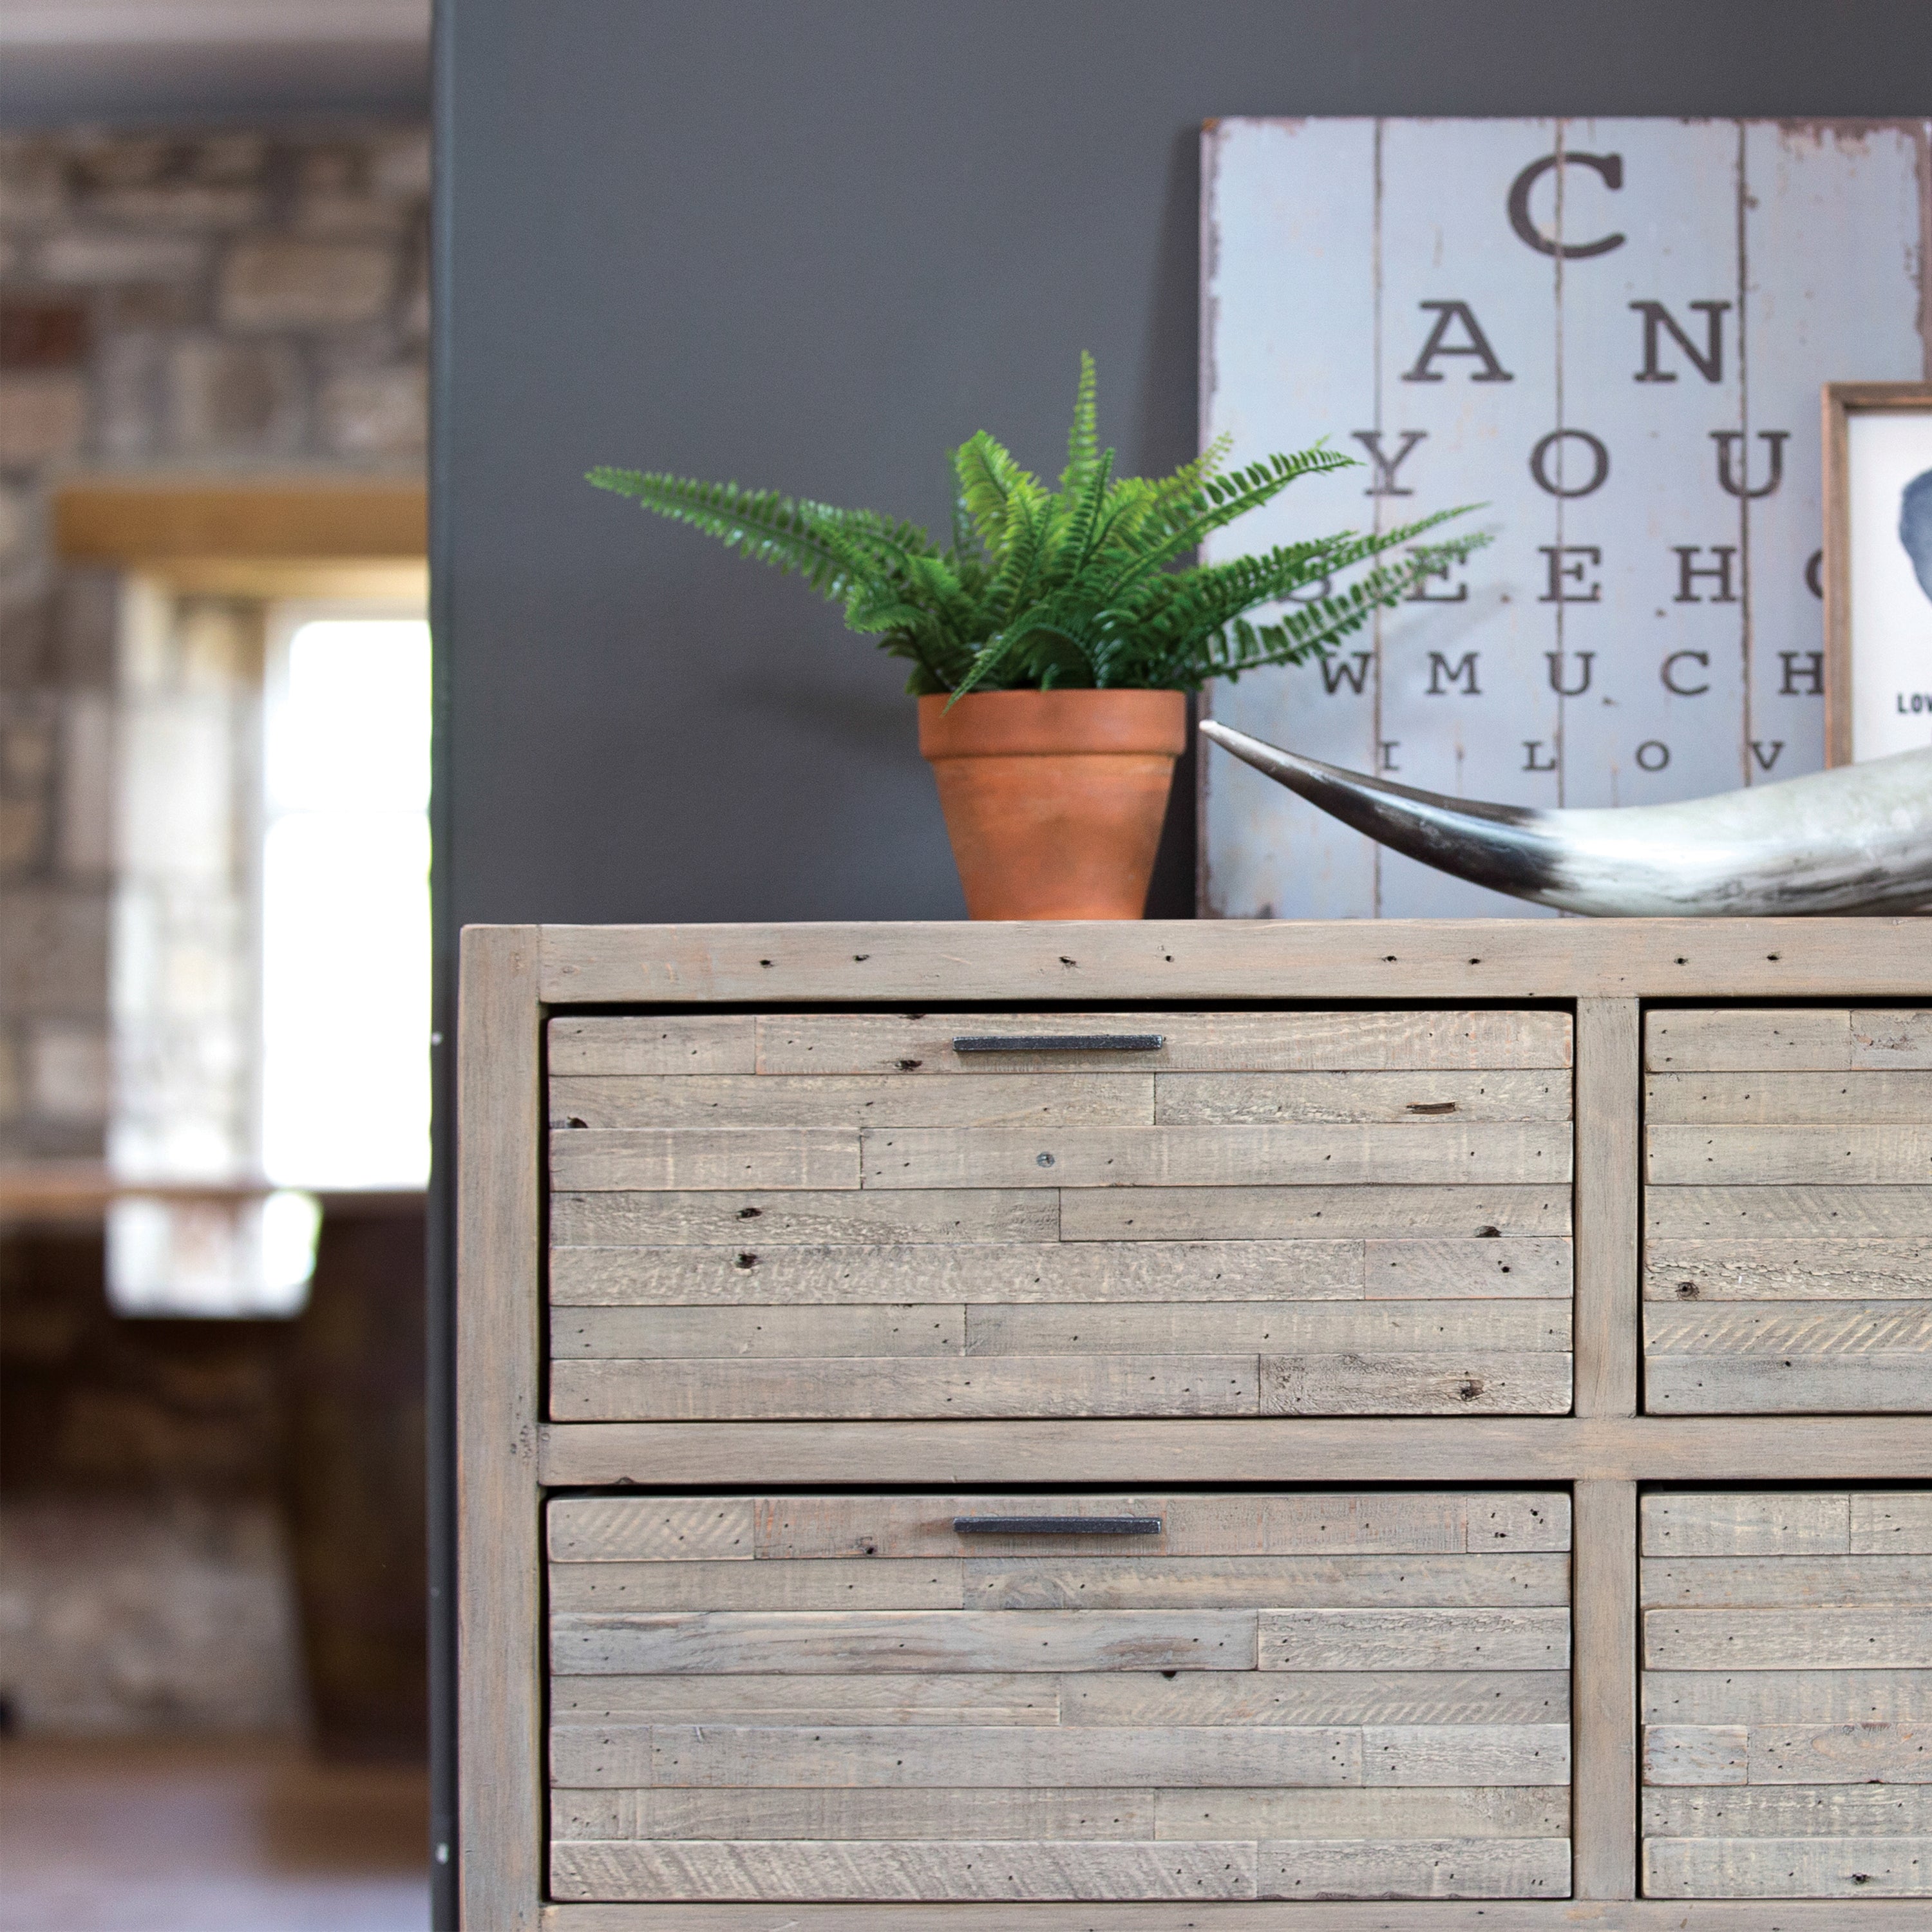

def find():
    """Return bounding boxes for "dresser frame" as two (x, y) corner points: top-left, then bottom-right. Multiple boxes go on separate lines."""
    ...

(457, 917), (1932, 1931)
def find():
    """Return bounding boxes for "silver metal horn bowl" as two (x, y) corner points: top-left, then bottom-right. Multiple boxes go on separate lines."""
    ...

(1200, 721), (1932, 917)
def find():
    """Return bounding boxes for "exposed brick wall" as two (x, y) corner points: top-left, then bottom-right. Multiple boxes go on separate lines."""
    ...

(0, 128), (429, 1738)
(0, 1226), (304, 1734)
(0, 126), (429, 1160)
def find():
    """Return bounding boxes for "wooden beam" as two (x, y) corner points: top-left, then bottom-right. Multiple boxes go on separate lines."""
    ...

(541, 1897), (1932, 1929)
(537, 1415), (1932, 1488)
(1574, 999), (1640, 1418)
(1571, 1478), (1638, 1900)
(53, 477), (427, 562)
(457, 925), (544, 1932)
(536, 918), (1932, 1004)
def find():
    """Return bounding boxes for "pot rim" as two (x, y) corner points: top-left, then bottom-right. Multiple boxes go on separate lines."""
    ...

(918, 687), (1188, 759)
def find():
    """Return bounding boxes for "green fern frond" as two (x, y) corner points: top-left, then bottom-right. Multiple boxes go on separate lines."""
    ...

(589, 358), (1486, 703)
(587, 469), (863, 596)
(1059, 350), (1099, 493)
(1050, 446), (1116, 579)
(954, 432), (1033, 558)
(984, 477), (1052, 623)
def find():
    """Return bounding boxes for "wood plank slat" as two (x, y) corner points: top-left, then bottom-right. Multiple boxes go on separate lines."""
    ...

(551, 1837), (1262, 1902)
(1469, 1495), (1571, 1551)
(863, 1123), (1571, 1190)
(1644, 1302), (1932, 1355)
(1258, 1608), (1570, 1672)
(964, 1553), (1571, 1612)
(1645, 1010), (1853, 1072)
(551, 1356), (1262, 1422)
(1260, 1354), (1573, 1416)
(643, 1724), (1354, 1790)
(551, 1560), (965, 1614)
(1750, 1721), (1932, 1784)
(1643, 1354), (1932, 1414)
(1642, 1725), (1747, 1786)
(550, 1673), (1058, 1723)
(1643, 1785), (1932, 1837)
(1061, 1185), (1572, 1241)
(1854, 1494), (1932, 1554)
(1157, 1786), (1568, 1841)
(1258, 1836), (1569, 1899)
(1646, 1182), (1932, 1244)
(1643, 1669), (1932, 1726)
(965, 1302), (1570, 1356)
(553, 1305), (968, 1359)
(552, 1129), (861, 1192)
(547, 1016), (756, 1076)
(1642, 1239), (1932, 1302)
(1643, 1607), (1932, 1671)
(1641, 1491), (1851, 1557)
(1364, 1238), (1573, 1299)
(1647, 1122), (1932, 1186)
(1645, 1186), (1932, 1239)
(1360, 1725), (1569, 1787)
(552, 1611), (1260, 1677)
(548, 1240), (1378, 1306)
(550, 1501), (754, 1564)
(551, 1074), (1155, 1130)
(1062, 1671), (1570, 1727)
(1641, 1555), (1932, 1607)
(552, 1789), (1155, 1842)
(748, 1492), (1567, 1560)
(551, 1189), (1060, 1247)
(1646, 1070), (1932, 1124)
(1853, 1011), (1932, 1068)
(1154, 1070), (1571, 1123)
(1643, 1833), (1932, 1897)
(755, 1010), (1575, 1075)
(552, 1725), (1371, 1790)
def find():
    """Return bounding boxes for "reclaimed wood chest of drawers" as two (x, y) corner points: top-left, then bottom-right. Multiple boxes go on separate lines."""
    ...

(458, 919), (1932, 1930)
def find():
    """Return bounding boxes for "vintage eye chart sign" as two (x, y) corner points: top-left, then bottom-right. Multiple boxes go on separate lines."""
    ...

(1199, 118), (1930, 919)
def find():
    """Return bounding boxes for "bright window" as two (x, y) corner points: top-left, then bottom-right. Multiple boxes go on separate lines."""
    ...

(260, 614), (433, 1189)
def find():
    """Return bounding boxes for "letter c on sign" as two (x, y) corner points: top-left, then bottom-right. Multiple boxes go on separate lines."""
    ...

(1508, 152), (1626, 258)
(1661, 650), (1712, 696)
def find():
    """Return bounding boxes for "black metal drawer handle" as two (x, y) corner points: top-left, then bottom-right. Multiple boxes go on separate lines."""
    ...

(952, 1515), (1164, 1536)
(952, 1034), (1164, 1054)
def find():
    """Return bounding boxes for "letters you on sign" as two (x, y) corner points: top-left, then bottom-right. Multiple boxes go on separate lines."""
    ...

(1384, 197), (1817, 751)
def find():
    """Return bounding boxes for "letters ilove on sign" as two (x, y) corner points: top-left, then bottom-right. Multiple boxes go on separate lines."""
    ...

(1200, 117), (1929, 919)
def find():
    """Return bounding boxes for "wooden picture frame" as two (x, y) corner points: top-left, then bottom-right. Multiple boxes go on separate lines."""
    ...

(1822, 381), (1932, 766)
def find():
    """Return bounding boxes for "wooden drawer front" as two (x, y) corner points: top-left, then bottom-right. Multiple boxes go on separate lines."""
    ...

(1640, 1490), (1932, 1899)
(1643, 1009), (1932, 1414)
(547, 1488), (1573, 1904)
(548, 1010), (1574, 1420)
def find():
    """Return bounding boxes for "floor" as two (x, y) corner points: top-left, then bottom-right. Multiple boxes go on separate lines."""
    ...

(0, 1739), (431, 1932)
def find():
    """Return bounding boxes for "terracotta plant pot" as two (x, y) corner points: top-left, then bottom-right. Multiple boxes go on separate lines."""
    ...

(918, 688), (1188, 920)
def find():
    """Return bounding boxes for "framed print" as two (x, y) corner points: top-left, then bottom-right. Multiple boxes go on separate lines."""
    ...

(1823, 380), (1932, 766)
(1199, 118), (1930, 917)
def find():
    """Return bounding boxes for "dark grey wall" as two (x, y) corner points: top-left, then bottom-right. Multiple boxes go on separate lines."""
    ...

(430, 1), (1932, 1917)
(436, 0), (1932, 938)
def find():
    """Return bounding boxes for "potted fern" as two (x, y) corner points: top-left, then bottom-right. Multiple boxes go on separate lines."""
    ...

(590, 355), (1484, 918)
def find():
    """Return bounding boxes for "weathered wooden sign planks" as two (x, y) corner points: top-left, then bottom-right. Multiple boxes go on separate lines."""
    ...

(1200, 118), (1930, 918)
